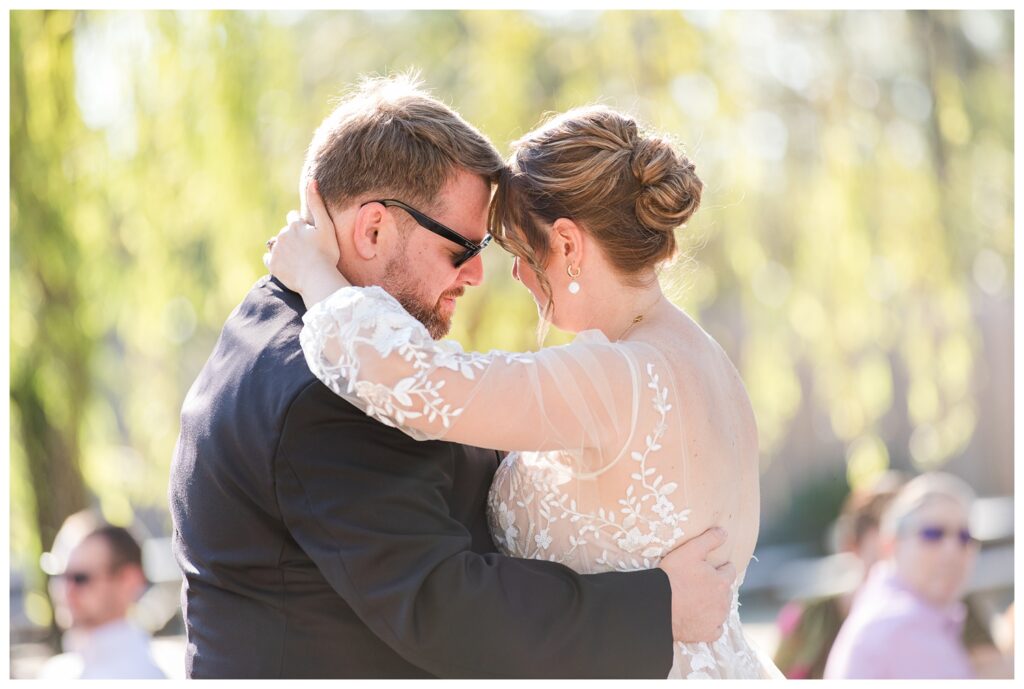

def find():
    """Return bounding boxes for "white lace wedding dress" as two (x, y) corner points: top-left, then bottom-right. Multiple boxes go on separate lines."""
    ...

(299, 285), (780, 679)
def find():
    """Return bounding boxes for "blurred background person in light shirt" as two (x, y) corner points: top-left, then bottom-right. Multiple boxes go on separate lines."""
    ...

(38, 511), (165, 679)
(824, 472), (979, 679)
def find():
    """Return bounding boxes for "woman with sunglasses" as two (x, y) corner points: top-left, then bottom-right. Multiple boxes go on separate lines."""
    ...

(267, 105), (780, 679)
(824, 472), (980, 679)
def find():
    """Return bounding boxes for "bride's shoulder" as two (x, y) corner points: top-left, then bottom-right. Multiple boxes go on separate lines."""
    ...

(565, 329), (667, 359)
(568, 330), (648, 358)
(571, 329), (611, 345)
(560, 332), (671, 379)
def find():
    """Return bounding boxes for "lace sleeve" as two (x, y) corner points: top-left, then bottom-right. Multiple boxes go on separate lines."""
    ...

(299, 285), (638, 463)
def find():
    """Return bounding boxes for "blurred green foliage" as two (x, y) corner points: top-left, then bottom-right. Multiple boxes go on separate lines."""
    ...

(9, 10), (1013, 600)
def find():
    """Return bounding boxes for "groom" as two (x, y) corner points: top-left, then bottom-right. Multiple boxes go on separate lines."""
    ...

(169, 75), (736, 678)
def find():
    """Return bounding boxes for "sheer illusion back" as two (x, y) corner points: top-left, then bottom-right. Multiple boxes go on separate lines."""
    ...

(300, 285), (777, 679)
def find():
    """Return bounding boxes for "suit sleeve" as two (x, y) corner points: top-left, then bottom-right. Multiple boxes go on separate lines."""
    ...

(275, 381), (674, 678)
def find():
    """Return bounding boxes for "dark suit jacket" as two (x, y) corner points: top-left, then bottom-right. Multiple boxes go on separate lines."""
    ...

(169, 276), (673, 678)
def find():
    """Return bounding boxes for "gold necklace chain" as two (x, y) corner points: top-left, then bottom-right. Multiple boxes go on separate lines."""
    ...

(616, 313), (646, 341)
(614, 296), (663, 341)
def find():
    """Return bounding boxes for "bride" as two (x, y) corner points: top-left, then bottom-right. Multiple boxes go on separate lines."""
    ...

(267, 105), (780, 679)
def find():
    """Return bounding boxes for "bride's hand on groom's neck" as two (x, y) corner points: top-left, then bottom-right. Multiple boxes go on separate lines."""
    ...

(266, 179), (350, 305)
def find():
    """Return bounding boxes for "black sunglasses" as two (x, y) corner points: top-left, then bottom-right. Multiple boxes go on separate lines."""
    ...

(917, 525), (974, 547)
(363, 199), (491, 267)
(55, 569), (111, 587)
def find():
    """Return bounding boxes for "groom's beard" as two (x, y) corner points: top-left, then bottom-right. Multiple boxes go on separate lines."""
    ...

(383, 253), (463, 339)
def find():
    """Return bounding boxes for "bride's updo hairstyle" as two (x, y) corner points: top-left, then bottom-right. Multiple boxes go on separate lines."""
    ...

(489, 105), (703, 321)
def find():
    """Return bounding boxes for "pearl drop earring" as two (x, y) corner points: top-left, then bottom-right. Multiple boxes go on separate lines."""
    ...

(567, 264), (581, 294)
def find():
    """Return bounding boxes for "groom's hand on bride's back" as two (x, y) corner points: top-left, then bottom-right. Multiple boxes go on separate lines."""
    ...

(657, 527), (736, 643)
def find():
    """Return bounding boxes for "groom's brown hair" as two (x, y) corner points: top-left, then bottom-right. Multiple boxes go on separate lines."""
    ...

(301, 73), (504, 215)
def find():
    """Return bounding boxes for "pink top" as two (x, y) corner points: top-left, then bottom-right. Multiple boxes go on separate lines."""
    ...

(823, 561), (974, 679)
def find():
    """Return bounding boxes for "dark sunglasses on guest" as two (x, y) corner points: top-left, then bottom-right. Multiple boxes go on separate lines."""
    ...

(917, 525), (974, 546)
(56, 571), (100, 587)
(54, 566), (117, 587)
(362, 199), (491, 268)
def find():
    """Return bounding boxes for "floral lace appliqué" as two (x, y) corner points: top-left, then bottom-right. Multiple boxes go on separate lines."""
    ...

(301, 286), (533, 434)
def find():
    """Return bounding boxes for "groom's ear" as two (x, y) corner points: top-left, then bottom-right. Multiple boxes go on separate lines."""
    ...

(351, 202), (390, 261)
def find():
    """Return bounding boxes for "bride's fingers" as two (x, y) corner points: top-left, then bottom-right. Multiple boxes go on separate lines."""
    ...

(286, 210), (301, 224)
(306, 179), (329, 222)
(268, 227), (294, 256)
(305, 179), (339, 254)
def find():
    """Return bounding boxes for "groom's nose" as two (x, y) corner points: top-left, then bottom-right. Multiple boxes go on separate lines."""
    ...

(457, 252), (484, 287)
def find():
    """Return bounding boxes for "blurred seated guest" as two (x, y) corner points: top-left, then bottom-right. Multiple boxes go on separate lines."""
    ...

(772, 471), (905, 678)
(39, 513), (164, 679)
(823, 472), (980, 679)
